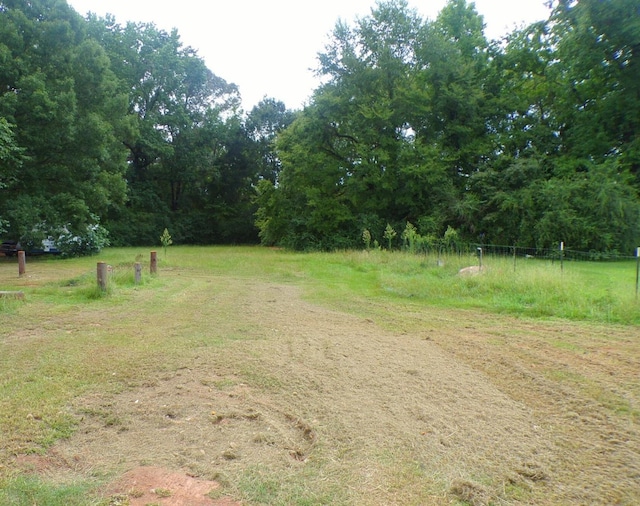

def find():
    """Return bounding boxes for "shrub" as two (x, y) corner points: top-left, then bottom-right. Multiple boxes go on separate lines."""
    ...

(56, 223), (110, 257)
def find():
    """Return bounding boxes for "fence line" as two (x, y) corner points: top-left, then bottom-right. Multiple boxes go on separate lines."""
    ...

(418, 243), (639, 262)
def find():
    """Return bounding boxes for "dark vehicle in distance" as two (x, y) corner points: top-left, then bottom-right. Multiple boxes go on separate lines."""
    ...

(0, 240), (19, 257)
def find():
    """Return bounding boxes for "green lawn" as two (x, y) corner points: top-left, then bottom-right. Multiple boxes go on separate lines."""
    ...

(1, 246), (638, 505)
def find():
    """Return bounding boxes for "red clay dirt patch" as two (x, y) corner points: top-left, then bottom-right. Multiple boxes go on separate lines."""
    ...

(104, 466), (240, 506)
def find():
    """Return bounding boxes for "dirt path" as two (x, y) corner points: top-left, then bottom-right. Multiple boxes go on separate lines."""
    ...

(10, 277), (640, 505)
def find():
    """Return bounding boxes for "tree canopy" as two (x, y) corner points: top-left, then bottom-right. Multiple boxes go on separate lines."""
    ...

(1, 0), (638, 254)
(257, 0), (640, 252)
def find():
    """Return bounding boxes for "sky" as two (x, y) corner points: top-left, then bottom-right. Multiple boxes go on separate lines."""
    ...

(67, 0), (552, 111)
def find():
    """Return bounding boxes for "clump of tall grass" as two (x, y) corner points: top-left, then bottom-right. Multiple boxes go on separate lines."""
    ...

(304, 250), (640, 325)
(33, 261), (156, 304)
(0, 296), (24, 315)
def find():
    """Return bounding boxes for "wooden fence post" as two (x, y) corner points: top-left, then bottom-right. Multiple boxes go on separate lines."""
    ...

(135, 262), (142, 284)
(18, 250), (26, 276)
(150, 251), (157, 275)
(97, 261), (108, 291)
(636, 247), (640, 300)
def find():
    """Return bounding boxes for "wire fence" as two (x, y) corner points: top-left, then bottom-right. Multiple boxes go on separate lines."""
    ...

(405, 241), (640, 299)
(428, 243), (640, 262)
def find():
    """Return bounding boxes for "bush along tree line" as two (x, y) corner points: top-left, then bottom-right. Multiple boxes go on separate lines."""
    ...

(0, 0), (639, 256)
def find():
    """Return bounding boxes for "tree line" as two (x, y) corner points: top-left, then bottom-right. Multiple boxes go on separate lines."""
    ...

(257, 0), (640, 253)
(0, 0), (294, 252)
(1, 0), (639, 255)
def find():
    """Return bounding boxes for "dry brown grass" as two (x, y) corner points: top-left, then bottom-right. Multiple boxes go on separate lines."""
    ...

(1, 253), (639, 505)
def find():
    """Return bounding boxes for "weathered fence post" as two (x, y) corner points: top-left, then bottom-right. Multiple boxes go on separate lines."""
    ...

(477, 247), (483, 271)
(636, 248), (640, 300)
(150, 251), (158, 275)
(560, 241), (565, 273)
(97, 261), (108, 291)
(134, 262), (142, 284)
(18, 250), (26, 276)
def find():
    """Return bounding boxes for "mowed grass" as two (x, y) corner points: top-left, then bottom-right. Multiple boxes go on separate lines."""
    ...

(0, 246), (639, 505)
(3, 246), (636, 323)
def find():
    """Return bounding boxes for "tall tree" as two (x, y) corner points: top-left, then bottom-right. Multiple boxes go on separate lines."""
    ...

(245, 97), (296, 184)
(89, 17), (243, 244)
(0, 0), (128, 246)
(421, 0), (493, 184)
(465, 0), (640, 251)
(0, 118), (24, 235)
(256, 0), (484, 249)
(549, 0), (640, 178)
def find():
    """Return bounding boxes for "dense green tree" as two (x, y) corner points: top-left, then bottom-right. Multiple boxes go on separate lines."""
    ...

(1, 0), (637, 253)
(245, 97), (296, 184)
(487, 21), (561, 160)
(462, 0), (640, 252)
(421, 0), (493, 183)
(468, 156), (640, 251)
(256, 0), (640, 252)
(256, 0), (483, 249)
(0, 0), (128, 248)
(0, 118), (23, 234)
(87, 17), (247, 244)
(549, 0), (640, 178)
(0, 118), (22, 184)
(256, 101), (359, 249)
(205, 117), (258, 243)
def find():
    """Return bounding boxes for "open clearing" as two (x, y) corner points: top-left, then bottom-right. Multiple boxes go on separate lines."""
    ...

(1, 249), (639, 505)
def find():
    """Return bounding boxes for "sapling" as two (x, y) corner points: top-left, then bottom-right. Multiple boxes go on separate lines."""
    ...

(402, 222), (419, 254)
(362, 229), (372, 250)
(384, 223), (396, 250)
(160, 228), (173, 257)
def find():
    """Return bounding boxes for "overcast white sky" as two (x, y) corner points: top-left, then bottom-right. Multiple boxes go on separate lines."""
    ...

(67, 1), (551, 111)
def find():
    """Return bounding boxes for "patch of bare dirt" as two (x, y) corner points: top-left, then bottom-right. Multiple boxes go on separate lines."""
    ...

(104, 466), (238, 505)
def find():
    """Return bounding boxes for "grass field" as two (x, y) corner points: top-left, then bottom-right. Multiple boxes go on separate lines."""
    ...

(1, 247), (639, 505)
